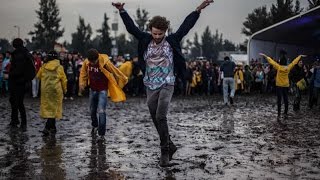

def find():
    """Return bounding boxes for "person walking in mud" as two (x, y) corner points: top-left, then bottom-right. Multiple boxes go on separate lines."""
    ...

(79, 49), (127, 141)
(259, 52), (306, 123)
(112, 0), (214, 167)
(220, 56), (236, 105)
(37, 51), (67, 136)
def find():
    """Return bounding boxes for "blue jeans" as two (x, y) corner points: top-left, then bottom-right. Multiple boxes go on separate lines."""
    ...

(89, 90), (108, 136)
(223, 77), (235, 104)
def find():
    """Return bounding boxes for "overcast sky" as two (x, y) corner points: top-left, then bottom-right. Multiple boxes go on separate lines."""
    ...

(0, 0), (310, 44)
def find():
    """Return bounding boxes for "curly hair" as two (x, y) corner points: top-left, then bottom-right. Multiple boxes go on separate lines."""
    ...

(148, 16), (170, 31)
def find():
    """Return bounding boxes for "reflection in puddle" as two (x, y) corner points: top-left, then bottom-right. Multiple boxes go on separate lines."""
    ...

(39, 135), (66, 179)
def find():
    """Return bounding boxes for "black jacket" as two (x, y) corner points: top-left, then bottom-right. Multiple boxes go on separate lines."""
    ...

(63, 60), (77, 82)
(290, 65), (305, 83)
(120, 10), (200, 80)
(9, 47), (33, 84)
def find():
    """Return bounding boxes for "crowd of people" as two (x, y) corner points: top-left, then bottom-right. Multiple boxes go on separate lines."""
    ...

(1, 43), (320, 119)
(3, 52), (317, 98)
(1, 43), (320, 113)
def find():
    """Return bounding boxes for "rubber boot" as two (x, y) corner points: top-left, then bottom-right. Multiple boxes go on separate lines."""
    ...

(159, 147), (169, 167)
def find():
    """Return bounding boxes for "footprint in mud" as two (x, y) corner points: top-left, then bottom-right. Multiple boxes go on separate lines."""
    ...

(169, 168), (181, 173)
(113, 150), (122, 155)
(76, 139), (85, 143)
(196, 154), (208, 159)
(159, 162), (179, 168)
(212, 146), (224, 151)
(195, 146), (208, 150)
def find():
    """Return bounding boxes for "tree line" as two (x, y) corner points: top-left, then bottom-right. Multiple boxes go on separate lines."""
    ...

(0, 0), (319, 60)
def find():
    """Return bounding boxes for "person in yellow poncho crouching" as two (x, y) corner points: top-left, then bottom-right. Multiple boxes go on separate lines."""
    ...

(79, 49), (128, 141)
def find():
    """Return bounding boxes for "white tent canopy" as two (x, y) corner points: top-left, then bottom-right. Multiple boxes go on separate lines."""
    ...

(248, 6), (320, 63)
(230, 54), (248, 65)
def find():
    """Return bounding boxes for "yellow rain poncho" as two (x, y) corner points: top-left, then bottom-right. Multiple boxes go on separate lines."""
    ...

(79, 54), (128, 102)
(234, 69), (244, 90)
(265, 55), (302, 87)
(37, 59), (67, 119)
(118, 61), (133, 88)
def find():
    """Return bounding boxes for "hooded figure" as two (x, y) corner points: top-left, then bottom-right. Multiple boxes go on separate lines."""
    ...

(37, 51), (67, 121)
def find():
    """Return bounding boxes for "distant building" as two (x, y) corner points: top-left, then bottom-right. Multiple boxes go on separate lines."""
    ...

(216, 51), (247, 65)
(230, 54), (248, 65)
(217, 51), (246, 61)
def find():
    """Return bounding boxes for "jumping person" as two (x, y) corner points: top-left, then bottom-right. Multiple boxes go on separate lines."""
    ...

(112, 0), (214, 167)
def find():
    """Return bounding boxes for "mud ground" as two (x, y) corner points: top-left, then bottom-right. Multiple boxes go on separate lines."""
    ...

(0, 94), (320, 179)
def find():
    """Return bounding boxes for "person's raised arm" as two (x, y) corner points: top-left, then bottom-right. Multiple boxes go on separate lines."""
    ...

(259, 53), (280, 70)
(196, 0), (214, 13)
(174, 0), (214, 41)
(288, 55), (307, 70)
(112, 2), (145, 39)
(112, 2), (125, 11)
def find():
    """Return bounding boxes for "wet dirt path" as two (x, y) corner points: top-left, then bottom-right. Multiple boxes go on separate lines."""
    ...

(0, 95), (320, 179)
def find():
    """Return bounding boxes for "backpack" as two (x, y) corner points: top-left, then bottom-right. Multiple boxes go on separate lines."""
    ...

(24, 52), (36, 81)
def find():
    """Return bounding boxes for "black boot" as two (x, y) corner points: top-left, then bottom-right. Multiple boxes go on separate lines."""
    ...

(159, 147), (169, 167)
(229, 96), (234, 105)
(169, 140), (177, 161)
(41, 128), (50, 136)
(41, 119), (51, 136)
(20, 118), (27, 131)
(49, 119), (57, 134)
(9, 121), (19, 128)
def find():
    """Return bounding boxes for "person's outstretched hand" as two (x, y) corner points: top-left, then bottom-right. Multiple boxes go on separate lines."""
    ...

(259, 53), (267, 57)
(196, 0), (214, 13)
(112, 2), (125, 10)
(300, 55), (307, 58)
